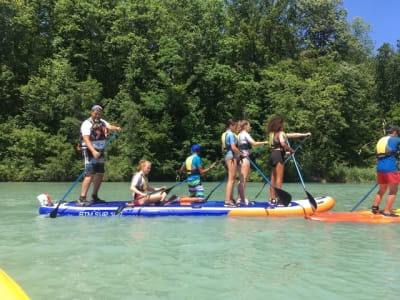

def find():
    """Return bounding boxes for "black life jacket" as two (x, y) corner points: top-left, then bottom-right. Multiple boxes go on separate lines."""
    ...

(81, 118), (107, 149)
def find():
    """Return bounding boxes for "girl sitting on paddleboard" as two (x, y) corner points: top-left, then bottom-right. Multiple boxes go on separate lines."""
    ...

(128, 160), (170, 206)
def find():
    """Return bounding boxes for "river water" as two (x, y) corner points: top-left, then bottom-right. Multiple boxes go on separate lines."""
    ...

(1, 182), (399, 300)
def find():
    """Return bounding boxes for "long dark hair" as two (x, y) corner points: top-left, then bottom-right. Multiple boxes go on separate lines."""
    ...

(267, 114), (284, 133)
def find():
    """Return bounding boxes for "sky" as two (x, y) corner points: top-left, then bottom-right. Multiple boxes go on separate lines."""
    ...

(342, 0), (399, 50)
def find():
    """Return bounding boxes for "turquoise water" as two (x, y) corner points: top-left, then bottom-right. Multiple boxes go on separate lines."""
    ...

(1, 182), (400, 300)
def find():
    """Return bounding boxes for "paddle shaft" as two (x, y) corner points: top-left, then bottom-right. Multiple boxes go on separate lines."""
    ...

(283, 137), (309, 164)
(286, 139), (317, 210)
(49, 131), (118, 218)
(247, 156), (292, 206)
(204, 177), (227, 201)
(255, 138), (308, 199)
(350, 183), (378, 212)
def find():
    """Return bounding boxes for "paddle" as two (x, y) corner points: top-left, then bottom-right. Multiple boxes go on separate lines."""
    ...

(204, 177), (227, 201)
(254, 182), (267, 199)
(255, 138), (309, 199)
(49, 131), (118, 218)
(247, 156), (292, 206)
(287, 139), (317, 210)
(283, 137), (309, 164)
(350, 183), (378, 212)
(115, 179), (187, 215)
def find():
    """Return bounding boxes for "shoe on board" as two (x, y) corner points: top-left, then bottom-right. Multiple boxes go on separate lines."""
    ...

(382, 212), (399, 217)
(77, 197), (91, 207)
(91, 195), (106, 204)
(371, 205), (380, 214)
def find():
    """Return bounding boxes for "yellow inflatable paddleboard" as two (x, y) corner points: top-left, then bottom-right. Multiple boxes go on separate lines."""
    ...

(0, 268), (30, 300)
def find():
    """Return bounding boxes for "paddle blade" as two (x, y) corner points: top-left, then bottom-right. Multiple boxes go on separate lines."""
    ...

(49, 202), (61, 218)
(115, 204), (125, 216)
(306, 191), (317, 210)
(275, 188), (292, 206)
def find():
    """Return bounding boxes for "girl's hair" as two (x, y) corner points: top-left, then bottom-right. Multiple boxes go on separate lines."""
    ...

(137, 159), (151, 171)
(238, 119), (250, 131)
(267, 114), (284, 133)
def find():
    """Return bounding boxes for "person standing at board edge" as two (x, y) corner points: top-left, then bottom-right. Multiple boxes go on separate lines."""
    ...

(267, 114), (311, 204)
(78, 105), (122, 206)
(371, 125), (400, 217)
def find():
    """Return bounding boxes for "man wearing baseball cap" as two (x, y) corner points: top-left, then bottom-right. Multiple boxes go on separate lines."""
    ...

(372, 124), (400, 216)
(78, 104), (121, 206)
(178, 144), (217, 202)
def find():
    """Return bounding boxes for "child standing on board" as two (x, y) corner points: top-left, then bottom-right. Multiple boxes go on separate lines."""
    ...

(179, 144), (217, 202)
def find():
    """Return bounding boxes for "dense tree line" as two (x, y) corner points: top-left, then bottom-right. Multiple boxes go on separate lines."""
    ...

(1, 0), (399, 182)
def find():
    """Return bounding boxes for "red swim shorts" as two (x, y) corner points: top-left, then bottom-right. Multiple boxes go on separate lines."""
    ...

(377, 171), (400, 184)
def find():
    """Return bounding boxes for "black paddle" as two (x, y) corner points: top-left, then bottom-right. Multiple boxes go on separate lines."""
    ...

(286, 139), (317, 210)
(254, 182), (267, 199)
(204, 177), (227, 202)
(247, 156), (292, 206)
(115, 179), (187, 215)
(49, 131), (118, 218)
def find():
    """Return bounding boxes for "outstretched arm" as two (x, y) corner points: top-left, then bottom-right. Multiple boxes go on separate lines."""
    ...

(286, 132), (311, 139)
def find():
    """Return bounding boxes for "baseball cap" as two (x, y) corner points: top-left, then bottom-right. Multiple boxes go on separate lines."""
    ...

(191, 144), (201, 152)
(91, 105), (103, 112)
(386, 125), (398, 134)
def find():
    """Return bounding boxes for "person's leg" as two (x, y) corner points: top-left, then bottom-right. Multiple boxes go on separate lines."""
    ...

(274, 162), (285, 189)
(372, 184), (387, 209)
(238, 160), (249, 203)
(383, 183), (398, 215)
(188, 179), (204, 198)
(90, 160), (106, 202)
(91, 173), (104, 197)
(80, 175), (93, 199)
(147, 191), (166, 203)
(225, 158), (237, 204)
(270, 167), (277, 200)
(80, 149), (93, 201)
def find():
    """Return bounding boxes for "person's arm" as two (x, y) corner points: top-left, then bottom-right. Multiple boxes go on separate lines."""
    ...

(106, 123), (122, 132)
(279, 132), (294, 153)
(198, 162), (217, 175)
(286, 132), (311, 139)
(248, 133), (269, 147)
(130, 185), (147, 197)
(82, 135), (101, 159)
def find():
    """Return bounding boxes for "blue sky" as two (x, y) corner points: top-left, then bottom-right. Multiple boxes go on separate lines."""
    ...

(342, 0), (399, 50)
